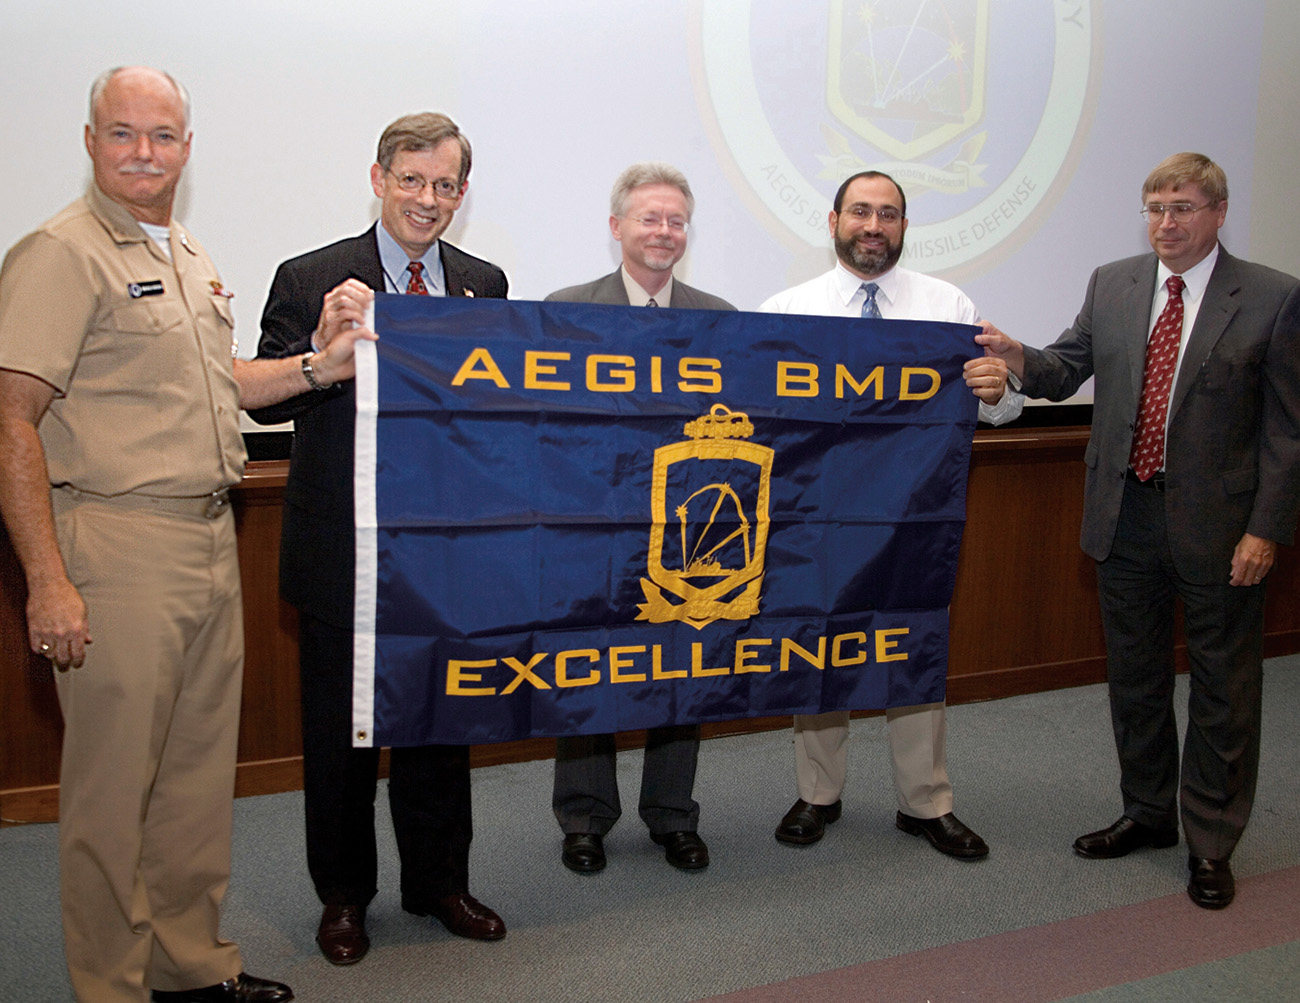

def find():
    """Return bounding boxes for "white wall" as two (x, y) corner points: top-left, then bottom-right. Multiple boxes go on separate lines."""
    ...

(2, 0), (1293, 413)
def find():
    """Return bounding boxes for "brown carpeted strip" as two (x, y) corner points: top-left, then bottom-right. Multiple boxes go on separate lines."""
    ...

(700, 865), (1300, 1003)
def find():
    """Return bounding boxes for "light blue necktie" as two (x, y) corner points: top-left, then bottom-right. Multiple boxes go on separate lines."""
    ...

(860, 282), (881, 319)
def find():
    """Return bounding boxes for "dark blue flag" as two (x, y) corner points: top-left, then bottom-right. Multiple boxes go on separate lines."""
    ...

(353, 294), (978, 747)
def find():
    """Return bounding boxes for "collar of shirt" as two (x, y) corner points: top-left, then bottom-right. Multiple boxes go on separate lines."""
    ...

(86, 181), (149, 246)
(138, 221), (172, 260)
(1150, 243), (1220, 442)
(1151, 242), (1218, 350)
(86, 181), (185, 265)
(832, 258), (899, 315)
(621, 265), (672, 307)
(376, 223), (446, 295)
(1154, 242), (1218, 314)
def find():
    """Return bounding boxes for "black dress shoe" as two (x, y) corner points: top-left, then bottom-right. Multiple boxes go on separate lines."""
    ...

(151, 973), (293, 1002)
(316, 903), (369, 965)
(775, 798), (842, 845)
(562, 832), (607, 873)
(895, 811), (989, 859)
(1187, 856), (1235, 909)
(1073, 816), (1179, 859)
(404, 892), (507, 941)
(651, 830), (710, 870)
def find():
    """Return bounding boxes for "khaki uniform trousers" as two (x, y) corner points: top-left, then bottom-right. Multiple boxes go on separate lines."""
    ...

(52, 492), (244, 1002)
(793, 702), (953, 818)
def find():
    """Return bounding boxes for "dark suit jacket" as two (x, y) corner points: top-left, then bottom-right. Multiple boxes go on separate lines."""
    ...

(1020, 247), (1300, 582)
(248, 225), (508, 627)
(545, 269), (735, 311)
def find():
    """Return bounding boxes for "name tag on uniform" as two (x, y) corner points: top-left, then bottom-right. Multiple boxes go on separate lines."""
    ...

(128, 280), (165, 298)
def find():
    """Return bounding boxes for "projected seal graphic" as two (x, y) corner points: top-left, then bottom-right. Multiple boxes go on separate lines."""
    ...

(637, 405), (773, 630)
(693, 0), (1099, 275)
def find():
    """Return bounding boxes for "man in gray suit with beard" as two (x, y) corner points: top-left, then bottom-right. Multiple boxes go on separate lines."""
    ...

(979, 152), (1300, 910)
(545, 162), (734, 874)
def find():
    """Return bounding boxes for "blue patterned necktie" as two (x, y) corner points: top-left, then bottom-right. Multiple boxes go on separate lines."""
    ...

(860, 282), (881, 319)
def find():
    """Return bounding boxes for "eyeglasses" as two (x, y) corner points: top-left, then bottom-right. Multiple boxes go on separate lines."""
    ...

(1140, 202), (1217, 223)
(842, 205), (903, 224)
(388, 170), (462, 199)
(627, 215), (689, 233)
(99, 126), (183, 148)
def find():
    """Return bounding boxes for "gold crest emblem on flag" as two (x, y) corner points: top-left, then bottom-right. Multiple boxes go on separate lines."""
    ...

(637, 405), (773, 630)
(826, 0), (989, 161)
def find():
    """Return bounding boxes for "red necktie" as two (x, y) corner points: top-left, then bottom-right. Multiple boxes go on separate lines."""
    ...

(1129, 275), (1185, 480)
(406, 262), (429, 296)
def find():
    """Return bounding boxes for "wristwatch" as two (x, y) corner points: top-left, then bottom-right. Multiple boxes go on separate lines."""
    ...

(301, 352), (331, 391)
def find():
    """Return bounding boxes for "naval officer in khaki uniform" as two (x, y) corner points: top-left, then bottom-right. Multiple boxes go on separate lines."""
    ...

(0, 66), (370, 1003)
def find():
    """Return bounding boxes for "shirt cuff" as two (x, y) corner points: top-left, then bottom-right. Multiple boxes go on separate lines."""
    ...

(978, 379), (1024, 426)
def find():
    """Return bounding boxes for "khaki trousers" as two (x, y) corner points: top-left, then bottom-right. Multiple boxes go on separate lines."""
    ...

(52, 494), (244, 1002)
(793, 702), (953, 818)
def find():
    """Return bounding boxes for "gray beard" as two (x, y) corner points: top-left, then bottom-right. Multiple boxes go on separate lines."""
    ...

(835, 232), (902, 277)
(642, 245), (679, 271)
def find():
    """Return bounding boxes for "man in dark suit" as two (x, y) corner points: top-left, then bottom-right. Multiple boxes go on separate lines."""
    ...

(979, 152), (1300, 909)
(248, 113), (508, 964)
(545, 162), (733, 875)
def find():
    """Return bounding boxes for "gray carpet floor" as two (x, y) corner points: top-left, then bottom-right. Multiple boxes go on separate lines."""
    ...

(4, 657), (1299, 1002)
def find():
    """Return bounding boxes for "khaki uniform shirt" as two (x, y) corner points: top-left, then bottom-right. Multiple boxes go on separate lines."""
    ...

(0, 183), (245, 496)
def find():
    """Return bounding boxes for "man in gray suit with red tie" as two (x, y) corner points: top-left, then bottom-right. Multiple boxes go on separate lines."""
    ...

(249, 113), (508, 964)
(979, 152), (1300, 909)
(545, 162), (733, 875)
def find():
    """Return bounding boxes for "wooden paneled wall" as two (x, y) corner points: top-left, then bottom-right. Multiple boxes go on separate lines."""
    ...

(4, 428), (1298, 823)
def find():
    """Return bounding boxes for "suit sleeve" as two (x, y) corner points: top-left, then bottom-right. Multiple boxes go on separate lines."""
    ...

(1249, 281), (1300, 544)
(1020, 266), (1102, 401)
(245, 260), (346, 425)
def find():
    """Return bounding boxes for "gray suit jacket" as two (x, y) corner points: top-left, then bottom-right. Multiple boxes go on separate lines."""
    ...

(1021, 247), (1300, 582)
(546, 269), (735, 311)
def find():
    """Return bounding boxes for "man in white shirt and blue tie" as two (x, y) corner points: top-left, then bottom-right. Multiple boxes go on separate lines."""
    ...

(760, 170), (1020, 859)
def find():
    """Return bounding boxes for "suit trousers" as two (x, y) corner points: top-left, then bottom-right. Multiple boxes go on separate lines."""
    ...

(552, 725), (701, 836)
(52, 494), (244, 1002)
(1096, 478), (1265, 860)
(298, 615), (472, 906)
(792, 702), (953, 818)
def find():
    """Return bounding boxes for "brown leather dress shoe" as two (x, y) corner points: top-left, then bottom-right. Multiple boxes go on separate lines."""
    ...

(651, 830), (710, 870)
(405, 892), (507, 941)
(1073, 816), (1179, 859)
(316, 903), (369, 965)
(896, 811), (990, 859)
(1187, 856), (1235, 909)
(562, 832), (606, 873)
(775, 798), (843, 845)
(150, 972), (293, 1002)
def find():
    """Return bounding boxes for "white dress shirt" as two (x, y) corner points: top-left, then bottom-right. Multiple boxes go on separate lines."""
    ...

(376, 222), (447, 296)
(1153, 242), (1219, 437)
(759, 260), (1023, 424)
(621, 265), (673, 307)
